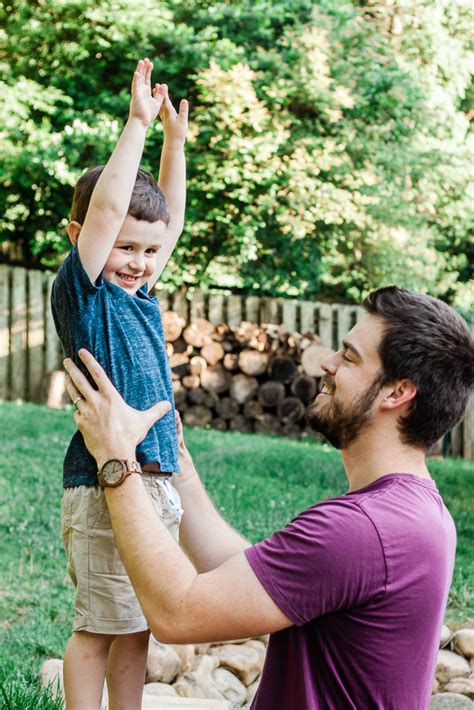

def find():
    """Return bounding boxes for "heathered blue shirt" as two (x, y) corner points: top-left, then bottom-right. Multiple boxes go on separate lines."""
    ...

(51, 244), (179, 487)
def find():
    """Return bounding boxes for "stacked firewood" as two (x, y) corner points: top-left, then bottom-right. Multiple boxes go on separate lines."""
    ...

(163, 312), (335, 439)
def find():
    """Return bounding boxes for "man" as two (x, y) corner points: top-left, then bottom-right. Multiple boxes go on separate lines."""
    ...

(63, 286), (474, 709)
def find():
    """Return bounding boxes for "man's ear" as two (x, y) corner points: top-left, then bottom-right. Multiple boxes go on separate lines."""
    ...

(380, 379), (417, 412)
(67, 221), (82, 245)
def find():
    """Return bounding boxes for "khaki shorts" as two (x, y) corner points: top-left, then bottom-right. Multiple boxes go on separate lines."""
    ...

(61, 474), (182, 635)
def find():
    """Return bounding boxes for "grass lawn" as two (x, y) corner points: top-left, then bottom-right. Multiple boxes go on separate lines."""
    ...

(1, 400), (473, 705)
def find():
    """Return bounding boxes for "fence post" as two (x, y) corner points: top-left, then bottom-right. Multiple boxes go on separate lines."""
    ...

(0, 265), (9, 399)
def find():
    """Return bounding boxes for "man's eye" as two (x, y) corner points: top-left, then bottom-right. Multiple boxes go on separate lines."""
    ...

(342, 353), (352, 362)
(146, 248), (158, 255)
(119, 245), (133, 252)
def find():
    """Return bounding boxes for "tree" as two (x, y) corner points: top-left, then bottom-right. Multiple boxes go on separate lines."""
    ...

(0, 0), (472, 308)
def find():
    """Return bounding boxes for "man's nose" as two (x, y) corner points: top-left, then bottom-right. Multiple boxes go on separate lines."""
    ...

(321, 352), (338, 375)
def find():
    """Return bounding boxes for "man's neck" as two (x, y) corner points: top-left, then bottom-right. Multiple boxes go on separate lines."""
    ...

(341, 431), (431, 492)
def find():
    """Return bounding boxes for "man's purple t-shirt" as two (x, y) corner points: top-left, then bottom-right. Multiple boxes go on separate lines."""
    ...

(245, 474), (456, 709)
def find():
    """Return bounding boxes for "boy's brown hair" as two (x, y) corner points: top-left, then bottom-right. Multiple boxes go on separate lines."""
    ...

(70, 166), (170, 225)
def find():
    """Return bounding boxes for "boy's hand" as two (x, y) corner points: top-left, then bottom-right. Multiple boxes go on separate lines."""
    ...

(159, 85), (189, 150)
(130, 58), (165, 128)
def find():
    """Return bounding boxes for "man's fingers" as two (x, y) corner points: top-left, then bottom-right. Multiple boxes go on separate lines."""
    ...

(77, 349), (118, 396)
(63, 357), (96, 401)
(65, 374), (82, 404)
(147, 400), (172, 428)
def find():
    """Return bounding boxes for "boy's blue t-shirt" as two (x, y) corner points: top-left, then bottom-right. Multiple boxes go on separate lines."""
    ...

(51, 244), (179, 487)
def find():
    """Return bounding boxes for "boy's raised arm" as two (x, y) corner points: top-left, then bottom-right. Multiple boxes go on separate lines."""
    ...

(76, 59), (164, 284)
(148, 86), (188, 288)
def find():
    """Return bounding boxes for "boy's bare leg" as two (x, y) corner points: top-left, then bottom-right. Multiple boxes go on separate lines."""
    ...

(63, 630), (115, 709)
(106, 630), (150, 710)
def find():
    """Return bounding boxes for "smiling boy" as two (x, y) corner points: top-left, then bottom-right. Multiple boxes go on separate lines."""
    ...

(51, 58), (188, 709)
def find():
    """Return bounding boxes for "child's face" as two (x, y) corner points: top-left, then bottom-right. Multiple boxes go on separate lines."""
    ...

(103, 214), (166, 294)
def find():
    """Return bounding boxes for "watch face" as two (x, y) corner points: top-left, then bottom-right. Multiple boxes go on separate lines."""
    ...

(101, 460), (125, 486)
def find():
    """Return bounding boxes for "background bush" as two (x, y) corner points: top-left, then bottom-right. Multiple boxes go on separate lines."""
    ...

(0, 0), (472, 308)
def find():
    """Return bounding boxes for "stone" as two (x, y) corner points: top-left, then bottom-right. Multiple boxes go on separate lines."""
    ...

(430, 693), (474, 709)
(454, 631), (474, 659)
(173, 671), (223, 700)
(195, 643), (212, 655)
(246, 679), (260, 703)
(142, 699), (233, 709)
(444, 677), (474, 699)
(436, 650), (471, 683)
(441, 625), (453, 648)
(245, 640), (267, 667)
(172, 644), (196, 673)
(143, 682), (179, 697)
(147, 638), (181, 683)
(209, 643), (264, 686)
(211, 667), (247, 704)
(39, 659), (64, 700)
(192, 654), (220, 675)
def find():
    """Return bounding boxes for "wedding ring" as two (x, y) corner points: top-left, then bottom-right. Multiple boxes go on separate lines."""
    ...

(73, 396), (83, 406)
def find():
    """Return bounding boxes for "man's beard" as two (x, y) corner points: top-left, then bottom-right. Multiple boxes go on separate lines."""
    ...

(306, 374), (384, 450)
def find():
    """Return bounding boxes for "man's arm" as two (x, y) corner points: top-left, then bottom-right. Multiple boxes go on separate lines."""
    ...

(63, 350), (293, 643)
(147, 86), (188, 289)
(77, 58), (164, 284)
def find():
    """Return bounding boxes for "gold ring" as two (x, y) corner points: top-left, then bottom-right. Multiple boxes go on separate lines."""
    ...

(73, 396), (83, 406)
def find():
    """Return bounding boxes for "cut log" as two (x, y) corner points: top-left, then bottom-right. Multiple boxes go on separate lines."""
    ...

(267, 355), (297, 384)
(172, 380), (187, 407)
(200, 364), (231, 394)
(170, 336), (190, 355)
(230, 374), (259, 404)
(230, 415), (253, 433)
(258, 381), (285, 409)
(282, 423), (303, 439)
(187, 387), (207, 405)
(223, 353), (239, 371)
(183, 318), (215, 348)
(210, 417), (228, 431)
(301, 344), (335, 378)
(183, 405), (213, 428)
(238, 349), (269, 376)
(162, 311), (185, 342)
(201, 341), (225, 367)
(169, 353), (189, 379)
(203, 391), (220, 409)
(291, 374), (317, 404)
(215, 397), (240, 420)
(189, 356), (207, 376)
(234, 321), (262, 345)
(254, 413), (281, 436)
(182, 375), (201, 390)
(278, 396), (306, 424)
(243, 399), (264, 420)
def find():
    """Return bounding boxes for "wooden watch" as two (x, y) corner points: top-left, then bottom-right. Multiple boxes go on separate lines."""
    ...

(98, 459), (142, 488)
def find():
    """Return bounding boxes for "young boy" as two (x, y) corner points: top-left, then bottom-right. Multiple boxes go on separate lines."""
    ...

(51, 58), (188, 709)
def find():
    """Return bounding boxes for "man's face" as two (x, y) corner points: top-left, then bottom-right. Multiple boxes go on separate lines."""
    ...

(306, 315), (387, 449)
(103, 215), (166, 295)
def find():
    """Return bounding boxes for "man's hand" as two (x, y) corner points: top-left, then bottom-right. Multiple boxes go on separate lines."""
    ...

(175, 412), (198, 482)
(129, 58), (165, 128)
(159, 84), (189, 150)
(63, 349), (170, 469)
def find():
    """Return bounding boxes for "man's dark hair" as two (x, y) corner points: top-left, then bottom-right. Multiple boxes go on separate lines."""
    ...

(364, 286), (474, 450)
(70, 166), (170, 225)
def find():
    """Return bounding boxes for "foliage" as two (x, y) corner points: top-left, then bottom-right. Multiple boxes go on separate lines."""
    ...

(0, 0), (472, 307)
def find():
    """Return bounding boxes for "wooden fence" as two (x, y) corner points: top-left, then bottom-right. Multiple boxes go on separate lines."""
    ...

(0, 263), (472, 458)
